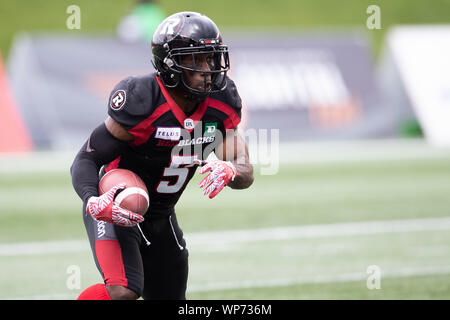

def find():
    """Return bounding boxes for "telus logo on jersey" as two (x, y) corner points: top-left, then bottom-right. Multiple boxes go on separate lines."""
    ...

(110, 90), (126, 111)
(155, 127), (181, 141)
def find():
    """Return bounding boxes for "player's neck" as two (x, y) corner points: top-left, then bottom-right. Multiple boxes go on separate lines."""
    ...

(167, 87), (198, 115)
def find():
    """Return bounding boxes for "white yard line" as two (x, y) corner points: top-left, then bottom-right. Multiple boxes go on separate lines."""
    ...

(188, 264), (450, 293)
(11, 264), (450, 299)
(186, 216), (450, 246)
(276, 139), (450, 164)
(0, 240), (90, 256)
(11, 293), (78, 300)
(2, 216), (450, 256)
(2, 139), (450, 173)
(0, 151), (76, 173)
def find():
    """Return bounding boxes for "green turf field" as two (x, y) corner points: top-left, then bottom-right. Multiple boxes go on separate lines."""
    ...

(1, 143), (450, 300)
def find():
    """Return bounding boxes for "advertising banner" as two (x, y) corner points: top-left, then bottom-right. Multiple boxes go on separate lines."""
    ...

(8, 31), (393, 149)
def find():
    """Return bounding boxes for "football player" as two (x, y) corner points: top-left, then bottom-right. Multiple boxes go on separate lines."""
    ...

(71, 11), (254, 300)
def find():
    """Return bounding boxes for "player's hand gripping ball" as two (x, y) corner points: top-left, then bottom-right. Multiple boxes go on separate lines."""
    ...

(86, 169), (149, 227)
(198, 159), (237, 199)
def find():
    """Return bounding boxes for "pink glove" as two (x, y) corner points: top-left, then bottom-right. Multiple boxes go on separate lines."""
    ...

(86, 183), (144, 227)
(198, 160), (237, 199)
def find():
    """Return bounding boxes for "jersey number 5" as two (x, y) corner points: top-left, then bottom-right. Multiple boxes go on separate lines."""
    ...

(156, 155), (198, 194)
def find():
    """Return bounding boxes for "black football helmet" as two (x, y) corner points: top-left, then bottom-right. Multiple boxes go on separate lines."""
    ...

(151, 12), (230, 102)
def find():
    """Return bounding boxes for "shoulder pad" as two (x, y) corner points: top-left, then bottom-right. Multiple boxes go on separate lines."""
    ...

(209, 77), (242, 130)
(107, 74), (159, 130)
(212, 77), (242, 118)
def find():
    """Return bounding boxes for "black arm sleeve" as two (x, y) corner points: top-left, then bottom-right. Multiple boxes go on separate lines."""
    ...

(70, 123), (129, 203)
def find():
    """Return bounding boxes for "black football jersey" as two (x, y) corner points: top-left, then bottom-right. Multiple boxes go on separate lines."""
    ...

(105, 73), (242, 215)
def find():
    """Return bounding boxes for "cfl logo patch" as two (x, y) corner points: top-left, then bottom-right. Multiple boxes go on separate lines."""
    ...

(110, 90), (126, 111)
(184, 118), (195, 130)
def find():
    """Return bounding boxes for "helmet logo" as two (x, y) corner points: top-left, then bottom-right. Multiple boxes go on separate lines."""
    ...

(159, 17), (182, 40)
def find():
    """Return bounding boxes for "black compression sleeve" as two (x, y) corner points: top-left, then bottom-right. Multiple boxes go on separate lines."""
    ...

(70, 123), (129, 203)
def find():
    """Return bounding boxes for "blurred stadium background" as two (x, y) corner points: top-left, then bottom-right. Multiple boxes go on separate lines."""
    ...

(1, 0), (450, 299)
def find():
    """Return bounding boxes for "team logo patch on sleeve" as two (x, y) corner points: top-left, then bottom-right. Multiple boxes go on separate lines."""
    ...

(110, 90), (127, 111)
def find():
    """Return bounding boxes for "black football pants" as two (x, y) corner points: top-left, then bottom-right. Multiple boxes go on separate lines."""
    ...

(83, 205), (189, 300)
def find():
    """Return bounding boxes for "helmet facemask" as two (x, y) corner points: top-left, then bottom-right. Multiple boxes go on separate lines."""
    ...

(154, 44), (230, 102)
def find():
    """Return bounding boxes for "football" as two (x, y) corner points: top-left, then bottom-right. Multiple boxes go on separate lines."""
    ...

(98, 168), (149, 215)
